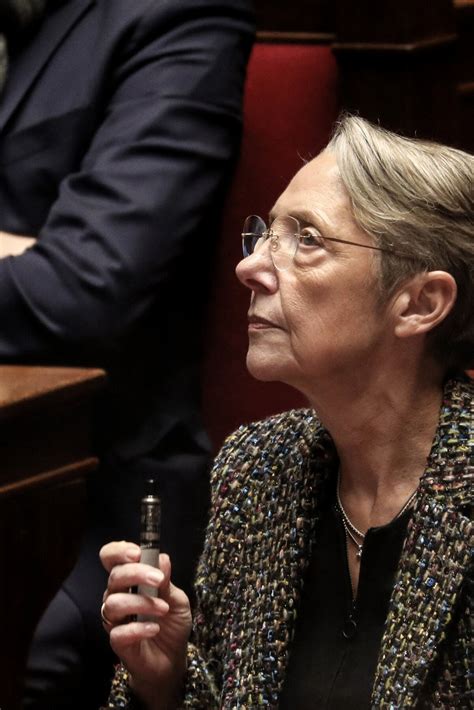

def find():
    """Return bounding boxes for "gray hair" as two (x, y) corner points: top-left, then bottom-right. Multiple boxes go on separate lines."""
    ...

(328, 115), (474, 373)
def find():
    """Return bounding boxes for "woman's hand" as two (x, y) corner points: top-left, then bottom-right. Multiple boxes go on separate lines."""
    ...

(100, 541), (192, 709)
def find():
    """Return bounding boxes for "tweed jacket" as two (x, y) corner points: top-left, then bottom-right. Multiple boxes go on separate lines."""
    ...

(107, 378), (472, 709)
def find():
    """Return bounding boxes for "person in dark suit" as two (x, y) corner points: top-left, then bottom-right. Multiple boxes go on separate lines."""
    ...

(0, 1), (254, 707)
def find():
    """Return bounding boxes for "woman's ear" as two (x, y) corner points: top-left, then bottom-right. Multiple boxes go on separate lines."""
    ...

(393, 271), (457, 339)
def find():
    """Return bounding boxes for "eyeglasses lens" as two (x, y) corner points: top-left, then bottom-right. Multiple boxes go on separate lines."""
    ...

(242, 215), (299, 270)
(242, 215), (266, 258)
(271, 216), (299, 270)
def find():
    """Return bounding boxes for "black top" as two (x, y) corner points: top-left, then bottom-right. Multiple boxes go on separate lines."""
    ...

(280, 483), (412, 709)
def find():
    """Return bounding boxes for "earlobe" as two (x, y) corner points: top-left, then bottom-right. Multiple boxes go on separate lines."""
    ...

(394, 271), (457, 339)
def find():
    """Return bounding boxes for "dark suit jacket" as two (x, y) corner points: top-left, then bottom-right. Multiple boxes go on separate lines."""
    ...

(0, 0), (254, 589)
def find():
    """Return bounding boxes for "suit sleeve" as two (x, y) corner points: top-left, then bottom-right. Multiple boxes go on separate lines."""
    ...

(0, 0), (254, 358)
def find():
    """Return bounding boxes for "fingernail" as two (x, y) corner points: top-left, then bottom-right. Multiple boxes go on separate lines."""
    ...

(125, 547), (140, 561)
(146, 570), (163, 584)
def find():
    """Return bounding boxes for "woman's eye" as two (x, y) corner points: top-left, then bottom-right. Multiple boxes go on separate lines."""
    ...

(299, 230), (324, 248)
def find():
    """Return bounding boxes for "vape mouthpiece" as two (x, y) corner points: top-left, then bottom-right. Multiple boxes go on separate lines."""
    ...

(140, 479), (161, 548)
(144, 477), (159, 498)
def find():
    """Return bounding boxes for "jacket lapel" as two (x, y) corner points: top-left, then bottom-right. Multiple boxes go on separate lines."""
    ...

(372, 378), (473, 707)
(373, 502), (471, 707)
(224, 414), (336, 706)
(269, 423), (337, 699)
(0, 0), (95, 132)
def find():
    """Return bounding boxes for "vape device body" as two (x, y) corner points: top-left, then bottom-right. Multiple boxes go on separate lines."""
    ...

(137, 478), (161, 621)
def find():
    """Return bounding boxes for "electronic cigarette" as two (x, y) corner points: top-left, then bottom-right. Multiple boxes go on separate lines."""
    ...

(137, 477), (161, 622)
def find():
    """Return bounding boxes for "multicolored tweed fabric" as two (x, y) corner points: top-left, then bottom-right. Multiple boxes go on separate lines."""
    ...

(105, 377), (473, 709)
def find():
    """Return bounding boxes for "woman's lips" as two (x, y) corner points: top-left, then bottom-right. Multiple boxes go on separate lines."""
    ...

(248, 315), (281, 330)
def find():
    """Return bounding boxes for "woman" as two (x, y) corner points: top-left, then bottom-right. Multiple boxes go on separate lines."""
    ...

(100, 117), (473, 709)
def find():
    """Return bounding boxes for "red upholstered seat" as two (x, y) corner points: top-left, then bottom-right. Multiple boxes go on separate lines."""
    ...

(202, 43), (339, 450)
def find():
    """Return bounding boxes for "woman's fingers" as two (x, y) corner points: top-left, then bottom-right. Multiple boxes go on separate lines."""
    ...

(102, 547), (173, 600)
(100, 541), (141, 572)
(109, 621), (161, 655)
(107, 562), (165, 594)
(158, 554), (171, 596)
(159, 555), (190, 609)
(102, 592), (169, 627)
(101, 549), (174, 627)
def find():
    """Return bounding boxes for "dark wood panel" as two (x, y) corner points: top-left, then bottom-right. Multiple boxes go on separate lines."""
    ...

(335, 44), (458, 144)
(0, 478), (87, 710)
(0, 365), (105, 419)
(255, 0), (456, 41)
(455, 0), (474, 82)
(0, 366), (105, 710)
(258, 30), (334, 43)
(1, 398), (95, 484)
(0, 457), (97, 497)
(454, 0), (474, 151)
(456, 86), (474, 152)
(0, 367), (105, 486)
(335, 0), (455, 44)
(333, 34), (457, 53)
(255, 0), (334, 34)
(332, 0), (471, 149)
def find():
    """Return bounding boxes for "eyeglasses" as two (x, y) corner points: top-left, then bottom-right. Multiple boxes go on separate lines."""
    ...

(241, 214), (407, 271)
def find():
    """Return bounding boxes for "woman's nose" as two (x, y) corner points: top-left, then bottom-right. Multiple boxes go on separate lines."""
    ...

(235, 250), (278, 294)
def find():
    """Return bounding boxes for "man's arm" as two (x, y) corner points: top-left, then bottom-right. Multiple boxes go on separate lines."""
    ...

(0, 0), (254, 359)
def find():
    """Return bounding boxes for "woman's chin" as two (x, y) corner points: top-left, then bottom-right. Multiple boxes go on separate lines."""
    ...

(246, 351), (285, 383)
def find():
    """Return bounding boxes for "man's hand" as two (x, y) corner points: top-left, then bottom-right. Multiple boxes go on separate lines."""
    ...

(0, 232), (37, 258)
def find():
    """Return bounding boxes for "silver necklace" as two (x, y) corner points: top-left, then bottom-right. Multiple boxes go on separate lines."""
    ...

(336, 471), (418, 561)
(340, 515), (364, 560)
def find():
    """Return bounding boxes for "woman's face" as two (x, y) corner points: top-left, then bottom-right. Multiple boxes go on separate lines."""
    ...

(236, 150), (395, 395)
